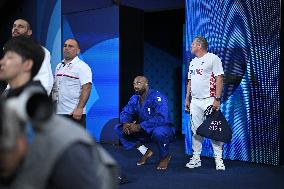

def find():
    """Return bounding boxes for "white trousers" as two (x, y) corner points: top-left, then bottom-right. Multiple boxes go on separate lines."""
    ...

(190, 97), (223, 159)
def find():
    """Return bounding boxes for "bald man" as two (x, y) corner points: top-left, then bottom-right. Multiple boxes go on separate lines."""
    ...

(115, 76), (175, 170)
(53, 38), (92, 128)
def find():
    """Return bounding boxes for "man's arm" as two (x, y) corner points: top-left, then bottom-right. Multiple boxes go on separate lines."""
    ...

(34, 47), (53, 95)
(120, 96), (138, 124)
(185, 79), (191, 112)
(72, 83), (92, 120)
(213, 75), (223, 110)
(119, 97), (139, 134)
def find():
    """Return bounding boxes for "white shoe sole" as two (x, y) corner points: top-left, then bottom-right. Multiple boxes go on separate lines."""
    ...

(216, 167), (225, 171)
(185, 162), (201, 169)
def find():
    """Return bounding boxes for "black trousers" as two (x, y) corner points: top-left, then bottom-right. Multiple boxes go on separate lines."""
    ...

(61, 114), (86, 128)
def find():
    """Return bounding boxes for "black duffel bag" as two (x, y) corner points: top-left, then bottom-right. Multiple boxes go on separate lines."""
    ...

(196, 105), (232, 143)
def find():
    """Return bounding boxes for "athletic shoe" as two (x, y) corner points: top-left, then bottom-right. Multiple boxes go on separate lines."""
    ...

(215, 158), (225, 170)
(185, 156), (201, 168)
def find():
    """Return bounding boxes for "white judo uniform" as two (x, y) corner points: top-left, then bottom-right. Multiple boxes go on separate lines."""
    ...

(188, 52), (224, 159)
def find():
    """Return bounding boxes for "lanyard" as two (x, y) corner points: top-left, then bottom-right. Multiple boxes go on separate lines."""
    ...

(53, 62), (73, 102)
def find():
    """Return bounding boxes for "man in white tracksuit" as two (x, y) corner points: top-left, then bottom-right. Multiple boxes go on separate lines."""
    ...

(184, 36), (225, 170)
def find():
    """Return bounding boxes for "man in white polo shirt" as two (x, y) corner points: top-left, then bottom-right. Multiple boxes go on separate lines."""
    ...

(3, 18), (54, 95)
(184, 36), (225, 170)
(53, 38), (92, 128)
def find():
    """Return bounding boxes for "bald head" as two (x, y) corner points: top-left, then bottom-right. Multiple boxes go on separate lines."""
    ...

(134, 76), (148, 84)
(133, 76), (149, 95)
(63, 38), (81, 62)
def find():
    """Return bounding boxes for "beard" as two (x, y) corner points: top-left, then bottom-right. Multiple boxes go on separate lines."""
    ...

(12, 31), (29, 38)
(135, 87), (146, 95)
(63, 53), (73, 61)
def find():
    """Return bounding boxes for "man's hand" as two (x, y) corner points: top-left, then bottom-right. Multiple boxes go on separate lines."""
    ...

(123, 123), (131, 135)
(123, 122), (141, 134)
(212, 99), (220, 111)
(185, 98), (190, 112)
(71, 107), (83, 120)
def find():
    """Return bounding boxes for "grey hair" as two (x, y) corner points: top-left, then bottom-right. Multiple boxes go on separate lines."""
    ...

(194, 36), (208, 50)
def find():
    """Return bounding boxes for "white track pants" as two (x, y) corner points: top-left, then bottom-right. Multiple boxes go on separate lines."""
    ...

(190, 97), (223, 159)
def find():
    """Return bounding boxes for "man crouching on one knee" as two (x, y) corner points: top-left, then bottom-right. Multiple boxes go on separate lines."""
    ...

(115, 76), (175, 170)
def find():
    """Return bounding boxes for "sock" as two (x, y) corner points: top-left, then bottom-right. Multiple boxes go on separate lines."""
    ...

(137, 145), (148, 155)
(193, 154), (200, 159)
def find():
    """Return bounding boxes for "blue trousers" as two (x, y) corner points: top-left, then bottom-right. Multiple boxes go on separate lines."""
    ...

(115, 124), (175, 158)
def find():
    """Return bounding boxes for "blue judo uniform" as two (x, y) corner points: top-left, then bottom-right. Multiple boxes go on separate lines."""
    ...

(115, 89), (175, 158)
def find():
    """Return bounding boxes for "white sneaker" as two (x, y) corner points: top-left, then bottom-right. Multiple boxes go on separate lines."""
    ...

(185, 156), (201, 168)
(215, 158), (225, 171)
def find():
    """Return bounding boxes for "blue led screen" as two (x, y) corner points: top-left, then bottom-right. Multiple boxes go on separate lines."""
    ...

(183, 0), (280, 165)
(62, 6), (119, 142)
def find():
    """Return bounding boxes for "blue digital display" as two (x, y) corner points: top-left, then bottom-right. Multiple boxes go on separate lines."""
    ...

(183, 0), (280, 165)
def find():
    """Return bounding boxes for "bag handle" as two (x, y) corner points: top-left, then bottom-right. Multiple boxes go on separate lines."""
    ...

(204, 105), (214, 118)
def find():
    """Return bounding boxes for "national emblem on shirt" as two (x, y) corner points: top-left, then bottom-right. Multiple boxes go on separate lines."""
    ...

(210, 72), (216, 96)
(189, 68), (203, 76)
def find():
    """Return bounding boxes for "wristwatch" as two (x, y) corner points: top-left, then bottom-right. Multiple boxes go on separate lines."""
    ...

(214, 96), (221, 101)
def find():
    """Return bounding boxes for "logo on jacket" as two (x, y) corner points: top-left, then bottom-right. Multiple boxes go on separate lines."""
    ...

(157, 97), (161, 101)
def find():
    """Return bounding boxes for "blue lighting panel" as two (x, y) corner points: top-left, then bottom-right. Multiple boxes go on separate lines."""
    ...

(62, 6), (119, 142)
(183, 0), (280, 165)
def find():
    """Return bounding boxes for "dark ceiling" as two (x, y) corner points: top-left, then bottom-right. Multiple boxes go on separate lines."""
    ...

(62, 0), (184, 14)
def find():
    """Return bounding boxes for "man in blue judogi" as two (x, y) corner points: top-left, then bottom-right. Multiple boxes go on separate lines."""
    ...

(115, 76), (175, 170)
